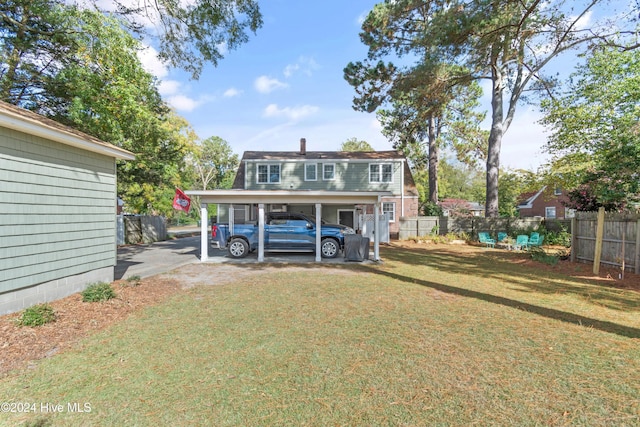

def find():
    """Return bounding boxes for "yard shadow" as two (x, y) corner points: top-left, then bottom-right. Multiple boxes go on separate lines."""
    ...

(369, 246), (640, 339)
(199, 250), (640, 338)
(195, 242), (640, 338)
(380, 245), (640, 312)
(114, 260), (142, 280)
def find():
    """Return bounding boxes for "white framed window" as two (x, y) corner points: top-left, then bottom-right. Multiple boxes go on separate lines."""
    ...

(323, 163), (335, 180)
(370, 163), (393, 183)
(382, 202), (396, 222)
(545, 207), (556, 219)
(305, 163), (317, 181)
(554, 186), (562, 196)
(257, 164), (280, 184)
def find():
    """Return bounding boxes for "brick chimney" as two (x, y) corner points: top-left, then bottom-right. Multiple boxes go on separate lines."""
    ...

(299, 138), (306, 155)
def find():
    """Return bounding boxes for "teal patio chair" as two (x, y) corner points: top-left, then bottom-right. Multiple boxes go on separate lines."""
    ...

(478, 232), (496, 248)
(497, 232), (508, 242)
(529, 233), (545, 247)
(515, 235), (529, 251)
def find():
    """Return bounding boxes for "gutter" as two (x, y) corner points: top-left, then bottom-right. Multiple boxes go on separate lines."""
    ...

(0, 103), (135, 160)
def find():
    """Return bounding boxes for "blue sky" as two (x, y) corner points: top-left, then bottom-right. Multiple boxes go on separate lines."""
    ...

(135, 0), (619, 171)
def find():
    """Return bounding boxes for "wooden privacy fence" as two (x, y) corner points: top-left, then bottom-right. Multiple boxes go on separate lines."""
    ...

(400, 212), (639, 273)
(398, 217), (441, 239)
(399, 216), (571, 240)
(119, 215), (167, 245)
(571, 211), (640, 274)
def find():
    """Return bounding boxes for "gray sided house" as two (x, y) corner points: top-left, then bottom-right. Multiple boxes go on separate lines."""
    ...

(221, 139), (419, 237)
(0, 101), (134, 315)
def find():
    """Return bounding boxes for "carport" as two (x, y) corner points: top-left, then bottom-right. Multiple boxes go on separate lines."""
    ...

(186, 190), (392, 262)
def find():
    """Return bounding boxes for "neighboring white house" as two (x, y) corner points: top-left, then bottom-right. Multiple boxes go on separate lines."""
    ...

(0, 101), (134, 315)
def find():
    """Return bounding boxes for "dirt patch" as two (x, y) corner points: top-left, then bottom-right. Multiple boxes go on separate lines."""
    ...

(0, 277), (183, 376)
(2, 245), (639, 377)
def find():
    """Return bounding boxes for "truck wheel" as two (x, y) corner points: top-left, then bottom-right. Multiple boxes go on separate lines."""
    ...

(228, 238), (249, 258)
(321, 238), (339, 258)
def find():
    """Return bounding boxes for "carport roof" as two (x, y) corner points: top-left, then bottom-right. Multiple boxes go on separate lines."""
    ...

(186, 189), (393, 205)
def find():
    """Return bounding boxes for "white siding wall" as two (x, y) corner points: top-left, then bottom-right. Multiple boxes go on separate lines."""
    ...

(0, 128), (117, 314)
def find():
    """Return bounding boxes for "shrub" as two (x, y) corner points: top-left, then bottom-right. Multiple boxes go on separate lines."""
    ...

(529, 246), (559, 266)
(455, 231), (471, 242)
(17, 304), (56, 327)
(429, 232), (469, 244)
(545, 227), (571, 247)
(82, 282), (116, 302)
(123, 275), (141, 287)
(422, 201), (443, 216)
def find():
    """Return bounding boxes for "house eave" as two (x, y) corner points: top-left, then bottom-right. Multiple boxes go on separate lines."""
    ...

(186, 189), (393, 205)
(517, 186), (547, 210)
(0, 102), (135, 160)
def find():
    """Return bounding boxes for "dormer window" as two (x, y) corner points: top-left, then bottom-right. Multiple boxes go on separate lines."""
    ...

(323, 163), (335, 180)
(257, 164), (280, 184)
(305, 163), (317, 181)
(370, 163), (393, 183)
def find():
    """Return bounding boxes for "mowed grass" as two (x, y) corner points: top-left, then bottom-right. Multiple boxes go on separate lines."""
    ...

(2, 245), (640, 426)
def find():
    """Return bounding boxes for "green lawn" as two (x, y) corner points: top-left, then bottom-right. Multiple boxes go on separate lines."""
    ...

(2, 245), (640, 426)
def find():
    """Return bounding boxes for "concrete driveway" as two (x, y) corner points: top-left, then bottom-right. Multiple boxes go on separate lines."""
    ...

(115, 236), (202, 280)
(116, 235), (370, 280)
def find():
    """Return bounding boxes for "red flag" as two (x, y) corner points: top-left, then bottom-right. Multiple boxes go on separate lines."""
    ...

(173, 188), (191, 213)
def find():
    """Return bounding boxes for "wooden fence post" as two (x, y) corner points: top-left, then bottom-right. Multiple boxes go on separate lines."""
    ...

(570, 217), (577, 263)
(593, 207), (605, 275)
(635, 219), (640, 274)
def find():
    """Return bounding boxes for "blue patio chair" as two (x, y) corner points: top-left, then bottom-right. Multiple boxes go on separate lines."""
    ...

(497, 232), (508, 242)
(529, 234), (545, 247)
(478, 232), (496, 248)
(515, 235), (529, 251)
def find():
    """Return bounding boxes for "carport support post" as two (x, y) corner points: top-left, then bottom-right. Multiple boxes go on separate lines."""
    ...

(374, 202), (380, 261)
(315, 203), (322, 262)
(258, 203), (265, 262)
(200, 204), (209, 262)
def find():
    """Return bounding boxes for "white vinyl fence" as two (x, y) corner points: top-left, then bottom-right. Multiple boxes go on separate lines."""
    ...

(360, 213), (390, 243)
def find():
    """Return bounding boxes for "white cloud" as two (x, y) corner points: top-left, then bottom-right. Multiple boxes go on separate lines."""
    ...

(283, 64), (300, 78)
(217, 42), (229, 56)
(263, 104), (319, 120)
(137, 44), (216, 112)
(158, 80), (181, 96)
(224, 87), (242, 97)
(283, 56), (319, 78)
(254, 76), (289, 93)
(573, 10), (593, 31)
(83, 0), (159, 29)
(167, 95), (202, 112)
(137, 45), (168, 79)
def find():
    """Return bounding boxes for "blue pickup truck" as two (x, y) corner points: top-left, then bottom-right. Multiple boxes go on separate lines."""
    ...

(211, 212), (355, 258)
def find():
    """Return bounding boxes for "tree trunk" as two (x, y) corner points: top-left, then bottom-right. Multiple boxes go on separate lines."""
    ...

(427, 114), (439, 204)
(0, 8), (28, 103)
(486, 62), (504, 218)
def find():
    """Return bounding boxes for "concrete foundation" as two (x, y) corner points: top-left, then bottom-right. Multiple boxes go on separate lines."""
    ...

(0, 266), (114, 315)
